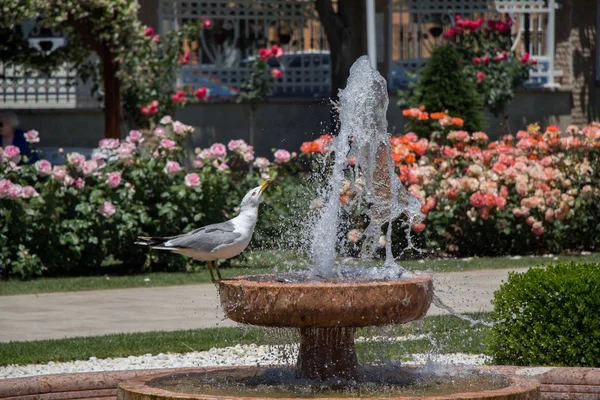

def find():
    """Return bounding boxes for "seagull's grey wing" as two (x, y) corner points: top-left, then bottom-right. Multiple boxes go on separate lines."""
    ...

(164, 220), (241, 253)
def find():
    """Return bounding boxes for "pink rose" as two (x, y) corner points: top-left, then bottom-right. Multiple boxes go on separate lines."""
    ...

(24, 130), (40, 143)
(82, 160), (98, 176)
(470, 192), (486, 208)
(160, 116), (173, 125)
(64, 175), (74, 186)
(217, 162), (229, 171)
(270, 68), (283, 79)
(476, 71), (485, 83)
(98, 201), (116, 217)
(164, 161), (181, 176)
(271, 45), (284, 58)
(35, 159), (52, 176)
(127, 130), (142, 143)
(118, 142), (136, 159)
(74, 178), (85, 190)
(145, 26), (154, 36)
(53, 166), (67, 181)
(107, 172), (122, 188)
(193, 159), (205, 169)
(274, 149), (291, 163)
(253, 157), (270, 170)
(531, 222), (544, 236)
(210, 143), (227, 159)
(171, 90), (186, 104)
(184, 173), (200, 187)
(173, 121), (193, 135)
(495, 196), (507, 209)
(8, 184), (22, 199)
(160, 139), (176, 150)
(67, 152), (86, 167)
(99, 138), (120, 150)
(227, 140), (241, 151)
(195, 87), (208, 100)
(4, 145), (20, 163)
(545, 208), (554, 221)
(22, 185), (39, 198)
(0, 179), (13, 198)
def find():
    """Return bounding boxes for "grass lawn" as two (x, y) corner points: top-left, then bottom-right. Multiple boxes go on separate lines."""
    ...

(0, 313), (491, 366)
(2, 250), (599, 296)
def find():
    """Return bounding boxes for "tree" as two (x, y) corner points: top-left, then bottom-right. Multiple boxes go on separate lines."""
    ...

(314, 0), (367, 102)
(0, 1), (202, 139)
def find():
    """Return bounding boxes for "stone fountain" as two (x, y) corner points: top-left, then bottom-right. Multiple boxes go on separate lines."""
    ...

(116, 57), (540, 399)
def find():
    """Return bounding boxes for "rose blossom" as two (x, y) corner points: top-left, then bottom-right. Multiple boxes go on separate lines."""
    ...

(67, 152), (86, 167)
(0, 179), (13, 198)
(470, 192), (486, 208)
(184, 173), (200, 188)
(98, 201), (116, 217)
(412, 223), (426, 233)
(164, 161), (181, 176)
(253, 157), (270, 170)
(270, 68), (283, 79)
(209, 143), (227, 159)
(99, 138), (120, 150)
(24, 130), (40, 143)
(531, 222), (544, 236)
(127, 130), (143, 143)
(160, 139), (176, 150)
(35, 159), (52, 176)
(106, 172), (122, 188)
(274, 149), (291, 163)
(52, 166), (67, 181)
(74, 178), (85, 190)
(118, 142), (136, 159)
(8, 184), (22, 199)
(173, 121), (193, 135)
(82, 160), (98, 176)
(160, 116), (173, 125)
(4, 146), (20, 163)
(22, 185), (39, 198)
(217, 162), (229, 171)
(194, 159), (204, 169)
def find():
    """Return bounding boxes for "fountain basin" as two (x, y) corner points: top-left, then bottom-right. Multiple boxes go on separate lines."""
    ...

(219, 274), (433, 328)
(117, 366), (541, 400)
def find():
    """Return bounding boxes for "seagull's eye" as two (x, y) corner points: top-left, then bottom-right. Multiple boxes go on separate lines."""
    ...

(251, 192), (256, 197)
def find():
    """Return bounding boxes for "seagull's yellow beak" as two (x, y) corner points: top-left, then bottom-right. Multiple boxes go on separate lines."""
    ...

(259, 179), (272, 194)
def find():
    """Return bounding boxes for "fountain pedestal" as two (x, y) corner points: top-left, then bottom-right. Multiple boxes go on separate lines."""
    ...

(297, 327), (357, 380)
(218, 274), (434, 381)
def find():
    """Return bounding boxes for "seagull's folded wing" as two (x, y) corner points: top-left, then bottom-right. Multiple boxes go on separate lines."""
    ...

(164, 221), (241, 253)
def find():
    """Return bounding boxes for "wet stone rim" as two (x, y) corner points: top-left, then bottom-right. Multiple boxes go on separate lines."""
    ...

(117, 367), (542, 400)
(218, 274), (434, 328)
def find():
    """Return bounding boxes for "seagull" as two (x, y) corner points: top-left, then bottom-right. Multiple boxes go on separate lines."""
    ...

(136, 179), (271, 283)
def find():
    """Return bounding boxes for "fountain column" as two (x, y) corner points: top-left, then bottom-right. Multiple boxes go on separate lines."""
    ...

(297, 327), (357, 380)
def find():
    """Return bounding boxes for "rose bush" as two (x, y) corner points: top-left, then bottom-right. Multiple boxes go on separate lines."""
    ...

(302, 113), (600, 257)
(0, 119), (306, 279)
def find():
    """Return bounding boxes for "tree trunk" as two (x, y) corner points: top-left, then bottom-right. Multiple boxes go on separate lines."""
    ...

(102, 57), (122, 139)
(314, 0), (367, 131)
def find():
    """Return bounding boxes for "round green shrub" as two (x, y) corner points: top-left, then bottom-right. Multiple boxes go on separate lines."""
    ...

(399, 44), (485, 135)
(489, 262), (600, 367)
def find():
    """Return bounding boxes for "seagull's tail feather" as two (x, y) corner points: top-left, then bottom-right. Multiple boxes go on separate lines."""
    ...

(135, 236), (171, 247)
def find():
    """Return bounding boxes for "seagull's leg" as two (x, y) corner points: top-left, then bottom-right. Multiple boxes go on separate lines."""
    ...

(207, 260), (217, 284)
(215, 260), (223, 282)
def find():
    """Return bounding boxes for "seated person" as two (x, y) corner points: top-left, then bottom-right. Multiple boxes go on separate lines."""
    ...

(0, 111), (39, 164)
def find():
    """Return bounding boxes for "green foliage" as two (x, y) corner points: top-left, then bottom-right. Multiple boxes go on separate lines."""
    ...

(237, 46), (283, 107)
(398, 44), (485, 135)
(489, 262), (600, 367)
(0, 123), (307, 279)
(0, 1), (204, 127)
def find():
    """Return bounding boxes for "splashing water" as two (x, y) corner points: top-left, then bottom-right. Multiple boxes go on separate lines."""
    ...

(310, 56), (424, 278)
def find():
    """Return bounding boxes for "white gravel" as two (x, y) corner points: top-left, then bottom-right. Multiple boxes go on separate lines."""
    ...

(0, 343), (490, 380)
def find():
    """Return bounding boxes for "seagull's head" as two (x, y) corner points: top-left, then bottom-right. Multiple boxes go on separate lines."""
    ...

(239, 179), (271, 211)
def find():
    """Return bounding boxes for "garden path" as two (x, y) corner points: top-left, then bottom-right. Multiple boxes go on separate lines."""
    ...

(0, 268), (529, 342)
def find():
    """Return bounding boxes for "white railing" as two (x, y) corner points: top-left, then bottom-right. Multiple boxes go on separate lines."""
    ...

(389, 0), (562, 89)
(158, 0), (331, 97)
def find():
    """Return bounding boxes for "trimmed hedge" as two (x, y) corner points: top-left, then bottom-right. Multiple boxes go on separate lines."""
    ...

(489, 262), (600, 367)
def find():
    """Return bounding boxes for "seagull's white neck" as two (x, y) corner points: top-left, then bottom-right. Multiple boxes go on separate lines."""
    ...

(234, 206), (259, 230)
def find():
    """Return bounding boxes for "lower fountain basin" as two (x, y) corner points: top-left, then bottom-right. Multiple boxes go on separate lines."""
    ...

(218, 274), (433, 328)
(117, 366), (541, 399)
